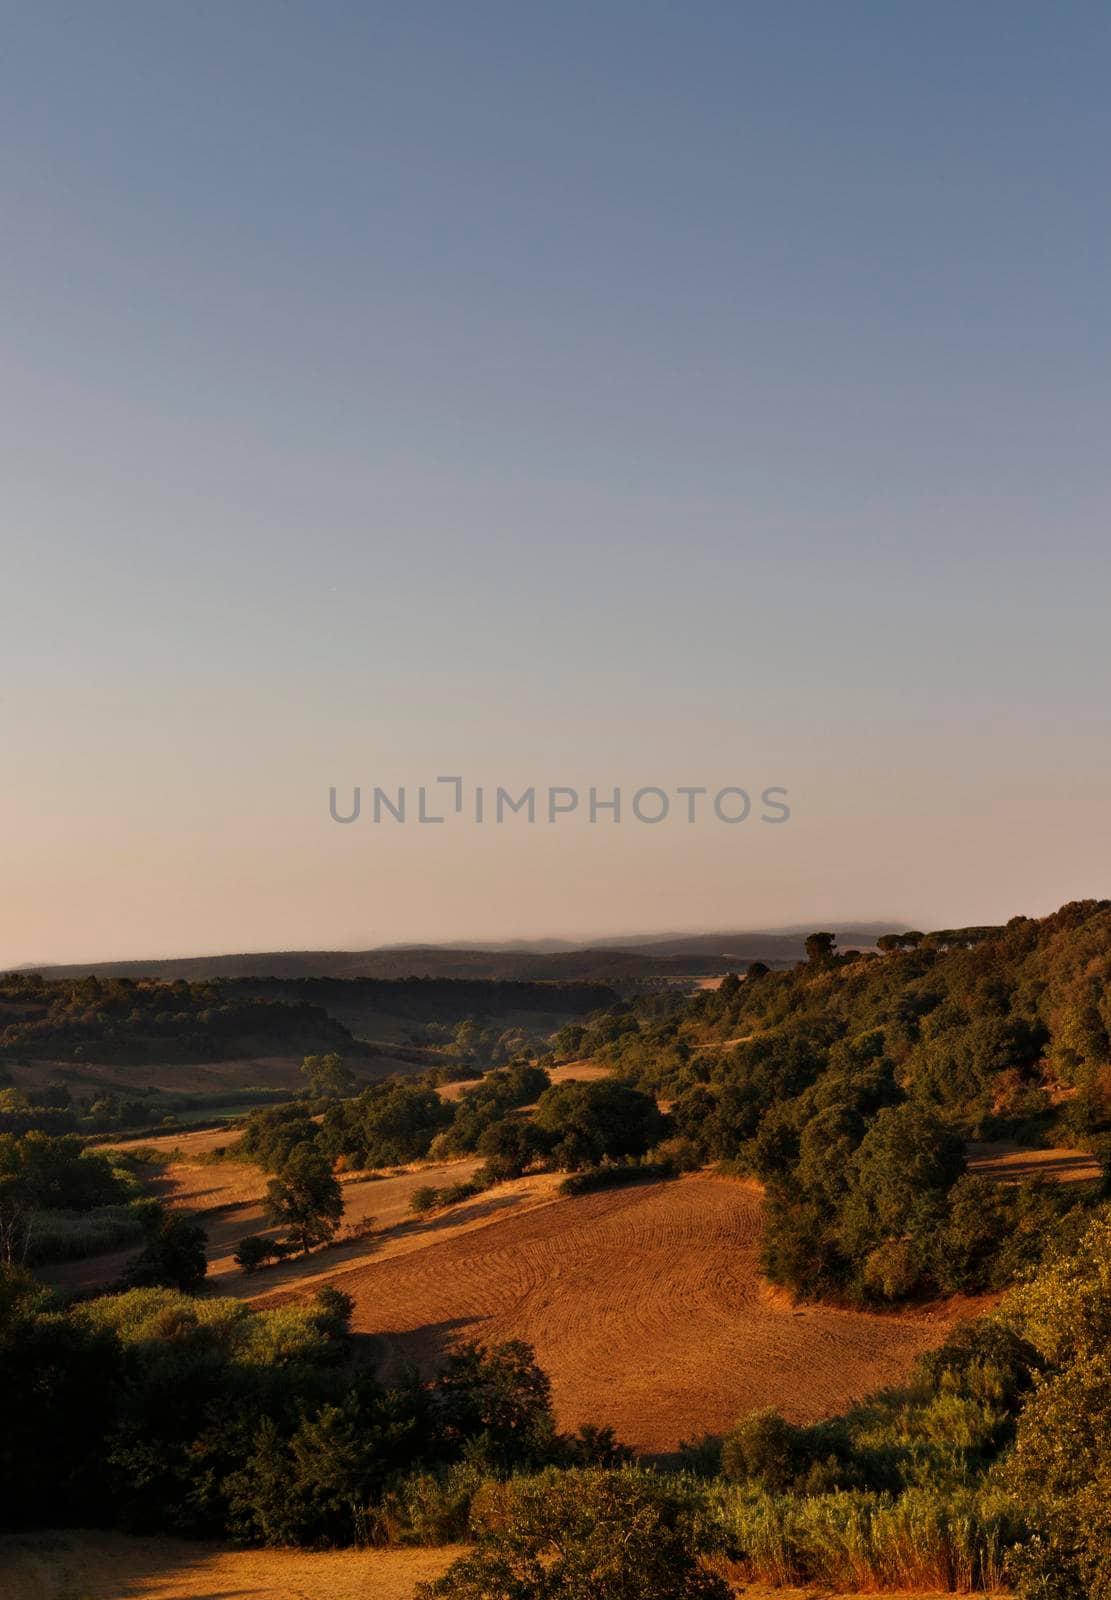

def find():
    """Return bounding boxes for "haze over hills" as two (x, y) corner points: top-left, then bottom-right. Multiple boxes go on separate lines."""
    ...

(18, 924), (905, 983)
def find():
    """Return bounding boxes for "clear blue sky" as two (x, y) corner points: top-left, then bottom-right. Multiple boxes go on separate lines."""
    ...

(4, 2), (1110, 963)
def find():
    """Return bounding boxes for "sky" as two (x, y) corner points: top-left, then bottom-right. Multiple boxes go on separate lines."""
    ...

(3, 2), (1111, 966)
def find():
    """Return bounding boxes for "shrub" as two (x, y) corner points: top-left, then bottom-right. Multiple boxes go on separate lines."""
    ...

(418, 1467), (730, 1599)
(559, 1160), (676, 1196)
(369, 1461), (487, 1546)
(721, 1410), (807, 1492)
(234, 1234), (276, 1273)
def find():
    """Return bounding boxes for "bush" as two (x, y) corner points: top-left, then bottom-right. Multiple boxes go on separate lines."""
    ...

(369, 1461), (487, 1546)
(417, 1468), (730, 1600)
(234, 1234), (276, 1273)
(559, 1161), (676, 1196)
(721, 1410), (807, 1492)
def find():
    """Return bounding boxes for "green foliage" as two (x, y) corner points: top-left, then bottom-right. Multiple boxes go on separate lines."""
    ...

(234, 1233), (280, 1273)
(121, 1212), (208, 1291)
(320, 1081), (453, 1169)
(710, 1483), (1015, 1592)
(240, 1102), (319, 1171)
(559, 1160), (678, 1196)
(1000, 1209), (1111, 1597)
(264, 1143), (343, 1254)
(0, 972), (359, 1067)
(0, 1132), (132, 1263)
(433, 1339), (557, 1471)
(445, 1064), (551, 1154)
(476, 1114), (549, 1179)
(418, 1468), (730, 1600)
(25, 1202), (149, 1265)
(301, 1051), (357, 1098)
(533, 1079), (665, 1170)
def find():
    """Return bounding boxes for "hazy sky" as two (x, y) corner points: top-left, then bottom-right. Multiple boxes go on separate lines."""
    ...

(4, 2), (1111, 966)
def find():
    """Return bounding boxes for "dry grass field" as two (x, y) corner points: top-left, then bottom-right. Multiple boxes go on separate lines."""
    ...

(965, 1140), (1103, 1184)
(0, 1531), (461, 1600)
(0, 1530), (995, 1600)
(257, 1172), (988, 1454)
(40, 1146), (511, 1298)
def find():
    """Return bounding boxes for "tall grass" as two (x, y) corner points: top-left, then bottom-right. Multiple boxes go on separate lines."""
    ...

(365, 1462), (487, 1546)
(26, 1204), (148, 1265)
(710, 1484), (1017, 1592)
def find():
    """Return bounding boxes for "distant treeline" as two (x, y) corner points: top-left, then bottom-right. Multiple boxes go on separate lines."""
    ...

(30, 946), (717, 982)
(0, 972), (617, 1070)
(231, 974), (619, 1019)
(0, 973), (363, 1067)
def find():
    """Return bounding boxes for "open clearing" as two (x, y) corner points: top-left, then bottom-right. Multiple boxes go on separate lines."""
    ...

(966, 1140), (1103, 1184)
(258, 1173), (988, 1454)
(0, 1531), (993, 1600)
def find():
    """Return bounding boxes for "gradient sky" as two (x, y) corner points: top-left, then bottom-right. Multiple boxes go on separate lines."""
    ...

(4, 2), (1111, 966)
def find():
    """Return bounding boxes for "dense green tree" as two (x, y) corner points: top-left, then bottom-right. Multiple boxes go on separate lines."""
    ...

(0, 1268), (122, 1526)
(477, 1115), (551, 1179)
(533, 1080), (665, 1170)
(265, 1145), (343, 1254)
(240, 1103), (319, 1172)
(838, 1105), (965, 1262)
(433, 1340), (556, 1470)
(122, 1213), (208, 1291)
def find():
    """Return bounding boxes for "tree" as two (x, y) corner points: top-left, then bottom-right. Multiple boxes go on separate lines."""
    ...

(265, 1145), (343, 1255)
(721, 1409), (808, 1491)
(533, 1081), (664, 1170)
(123, 1213), (208, 1291)
(838, 1104), (965, 1270)
(0, 1133), (128, 1265)
(417, 1467), (730, 1600)
(477, 1116), (550, 1180)
(805, 932), (837, 965)
(240, 1104), (319, 1172)
(301, 1052), (356, 1099)
(1003, 1214), (1111, 1597)
(0, 1265), (122, 1525)
(433, 1340), (556, 1470)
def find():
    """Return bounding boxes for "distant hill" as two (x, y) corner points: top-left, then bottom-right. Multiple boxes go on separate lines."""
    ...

(21, 924), (904, 984)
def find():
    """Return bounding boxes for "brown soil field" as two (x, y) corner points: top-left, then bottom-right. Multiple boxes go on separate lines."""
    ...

(966, 1141), (1103, 1184)
(258, 1174), (988, 1454)
(0, 1531), (994, 1600)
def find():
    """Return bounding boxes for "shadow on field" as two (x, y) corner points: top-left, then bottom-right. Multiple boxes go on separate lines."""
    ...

(368, 1316), (480, 1384)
